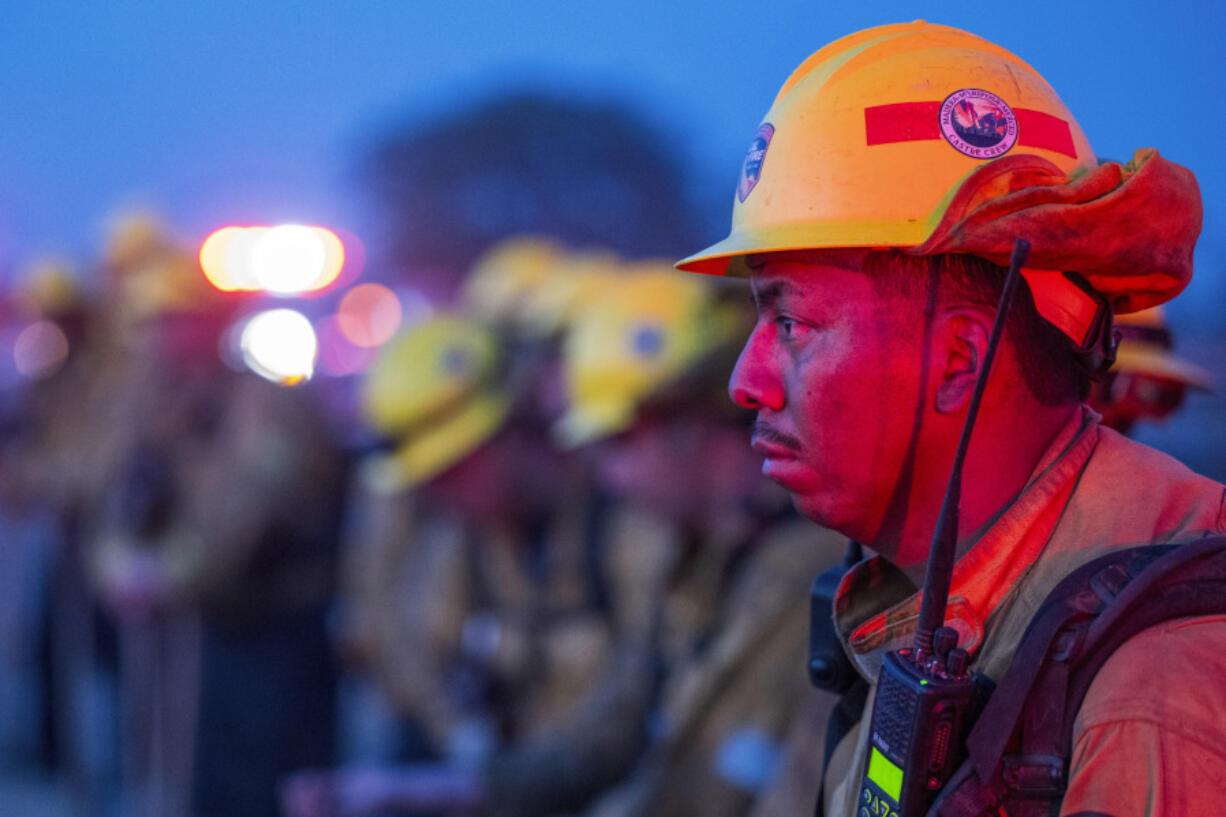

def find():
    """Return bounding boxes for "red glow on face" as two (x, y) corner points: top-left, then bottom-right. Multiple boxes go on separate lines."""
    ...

(730, 259), (926, 543)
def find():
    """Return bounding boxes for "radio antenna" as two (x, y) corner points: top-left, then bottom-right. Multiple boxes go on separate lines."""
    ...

(913, 239), (1030, 655)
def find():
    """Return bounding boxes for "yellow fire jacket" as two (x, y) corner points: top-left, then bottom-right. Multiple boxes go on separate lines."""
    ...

(823, 407), (1226, 817)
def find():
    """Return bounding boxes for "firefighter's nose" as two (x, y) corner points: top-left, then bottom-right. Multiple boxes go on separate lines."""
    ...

(729, 328), (783, 411)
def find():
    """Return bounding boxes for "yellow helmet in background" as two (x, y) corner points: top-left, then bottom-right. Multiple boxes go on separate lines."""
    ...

(515, 250), (622, 337)
(101, 210), (221, 321)
(461, 236), (623, 338)
(361, 314), (511, 491)
(1112, 307), (1211, 390)
(17, 258), (85, 317)
(554, 263), (743, 448)
(124, 250), (219, 320)
(678, 21), (1094, 276)
(104, 210), (168, 273)
(461, 236), (567, 326)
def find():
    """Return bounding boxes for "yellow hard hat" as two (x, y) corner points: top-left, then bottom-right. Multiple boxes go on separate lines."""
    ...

(678, 21), (1094, 275)
(99, 211), (223, 321)
(17, 259), (84, 317)
(679, 21), (1203, 349)
(115, 248), (220, 321)
(105, 210), (167, 273)
(361, 314), (511, 490)
(517, 250), (622, 337)
(461, 236), (567, 326)
(554, 264), (742, 447)
(1111, 307), (1211, 390)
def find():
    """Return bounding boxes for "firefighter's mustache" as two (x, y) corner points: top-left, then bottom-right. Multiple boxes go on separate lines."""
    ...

(751, 421), (803, 452)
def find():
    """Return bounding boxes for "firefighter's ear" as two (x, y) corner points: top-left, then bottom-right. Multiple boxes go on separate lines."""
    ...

(934, 309), (991, 414)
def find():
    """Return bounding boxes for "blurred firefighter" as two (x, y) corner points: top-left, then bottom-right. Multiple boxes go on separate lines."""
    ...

(284, 263), (843, 817)
(1088, 306), (1211, 435)
(0, 258), (93, 776)
(78, 212), (349, 817)
(458, 236), (623, 472)
(332, 238), (627, 763)
(293, 299), (613, 815)
(561, 265), (843, 817)
(1, 214), (207, 817)
(676, 21), (1226, 817)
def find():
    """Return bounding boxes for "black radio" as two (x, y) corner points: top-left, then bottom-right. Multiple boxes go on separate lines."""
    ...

(853, 239), (1029, 817)
(857, 636), (981, 816)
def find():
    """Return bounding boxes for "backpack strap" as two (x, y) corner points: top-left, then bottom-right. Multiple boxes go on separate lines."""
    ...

(930, 536), (1226, 817)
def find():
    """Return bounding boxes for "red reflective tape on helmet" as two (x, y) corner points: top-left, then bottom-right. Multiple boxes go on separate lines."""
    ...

(865, 102), (941, 145)
(1015, 109), (1077, 159)
(865, 103), (1077, 159)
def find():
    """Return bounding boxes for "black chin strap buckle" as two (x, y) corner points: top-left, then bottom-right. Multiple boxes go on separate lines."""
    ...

(1064, 272), (1118, 382)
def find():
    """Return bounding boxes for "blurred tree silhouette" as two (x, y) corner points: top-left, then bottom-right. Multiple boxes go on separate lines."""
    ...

(366, 92), (705, 292)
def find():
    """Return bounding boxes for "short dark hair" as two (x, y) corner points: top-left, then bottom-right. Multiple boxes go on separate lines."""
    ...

(864, 251), (1089, 406)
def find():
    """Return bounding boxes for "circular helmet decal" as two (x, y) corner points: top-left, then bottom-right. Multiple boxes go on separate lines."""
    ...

(939, 89), (1018, 159)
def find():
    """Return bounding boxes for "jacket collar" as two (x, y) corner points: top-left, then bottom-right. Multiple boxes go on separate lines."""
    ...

(833, 407), (1101, 678)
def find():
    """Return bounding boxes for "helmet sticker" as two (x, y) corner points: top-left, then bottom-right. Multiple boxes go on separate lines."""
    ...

(736, 123), (775, 203)
(441, 346), (472, 377)
(630, 324), (665, 359)
(939, 90), (1018, 158)
(865, 102), (1075, 159)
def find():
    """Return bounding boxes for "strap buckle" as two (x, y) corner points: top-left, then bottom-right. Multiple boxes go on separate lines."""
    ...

(1001, 754), (1066, 800)
(1062, 271), (1118, 381)
(1019, 268), (1118, 381)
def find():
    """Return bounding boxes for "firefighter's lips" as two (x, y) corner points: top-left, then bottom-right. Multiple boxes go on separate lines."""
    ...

(751, 436), (807, 484)
(751, 417), (812, 488)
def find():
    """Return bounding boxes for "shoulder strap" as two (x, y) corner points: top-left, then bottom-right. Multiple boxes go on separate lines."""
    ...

(931, 536), (1226, 817)
(813, 541), (868, 817)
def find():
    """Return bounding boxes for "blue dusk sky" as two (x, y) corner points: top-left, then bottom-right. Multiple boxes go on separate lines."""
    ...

(1, 1), (1222, 309)
(3, 0), (1225, 474)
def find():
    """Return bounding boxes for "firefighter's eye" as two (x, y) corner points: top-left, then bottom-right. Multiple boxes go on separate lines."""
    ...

(776, 316), (797, 337)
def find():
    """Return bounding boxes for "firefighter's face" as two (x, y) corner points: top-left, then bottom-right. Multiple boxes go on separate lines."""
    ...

(594, 412), (762, 522)
(425, 423), (570, 523)
(729, 251), (927, 543)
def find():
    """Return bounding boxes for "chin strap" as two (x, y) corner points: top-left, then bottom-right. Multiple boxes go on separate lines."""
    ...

(1020, 269), (1119, 382)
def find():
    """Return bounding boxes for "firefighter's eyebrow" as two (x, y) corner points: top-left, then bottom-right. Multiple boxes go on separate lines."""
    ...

(752, 280), (787, 309)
